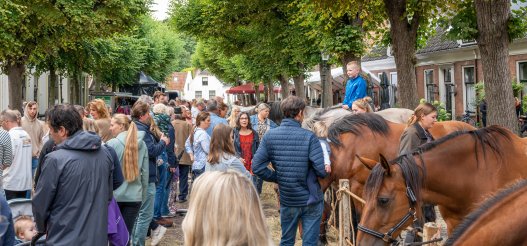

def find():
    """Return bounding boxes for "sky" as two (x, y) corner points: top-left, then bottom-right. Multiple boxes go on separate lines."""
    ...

(151, 0), (170, 20)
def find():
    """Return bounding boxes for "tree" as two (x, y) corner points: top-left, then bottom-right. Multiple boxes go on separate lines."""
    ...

(0, 0), (149, 111)
(440, 0), (527, 131)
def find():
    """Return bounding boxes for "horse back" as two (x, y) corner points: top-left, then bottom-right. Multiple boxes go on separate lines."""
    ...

(430, 121), (476, 139)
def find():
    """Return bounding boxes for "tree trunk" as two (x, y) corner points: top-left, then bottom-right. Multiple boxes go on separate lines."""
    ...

(263, 83), (269, 102)
(293, 63), (306, 101)
(268, 80), (276, 101)
(6, 60), (25, 112)
(278, 74), (289, 99)
(384, 0), (420, 109)
(48, 66), (57, 108)
(254, 83), (261, 103)
(475, 0), (517, 132)
(320, 61), (334, 108)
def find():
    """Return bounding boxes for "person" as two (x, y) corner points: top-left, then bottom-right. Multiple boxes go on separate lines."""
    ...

(185, 112), (211, 179)
(181, 171), (273, 246)
(153, 91), (168, 105)
(342, 61), (367, 110)
(74, 105), (98, 132)
(206, 124), (250, 178)
(172, 107), (193, 203)
(106, 114), (149, 237)
(205, 100), (228, 136)
(228, 106), (241, 128)
(1, 110), (32, 200)
(130, 101), (170, 246)
(398, 102), (437, 225)
(351, 97), (374, 113)
(233, 112), (261, 192)
(252, 96), (327, 245)
(250, 103), (278, 140)
(0, 194), (15, 246)
(0, 126), (13, 197)
(191, 99), (205, 125)
(21, 101), (45, 176)
(14, 215), (37, 244)
(151, 104), (176, 227)
(479, 99), (487, 127)
(215, 96), (225, 105)
(218, 102), (229, 118)
(32, 104), (114, 245)
(90, 98), (112, 142)
(181, 104), (193, 125)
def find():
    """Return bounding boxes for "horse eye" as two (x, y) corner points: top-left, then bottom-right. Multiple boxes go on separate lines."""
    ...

(377, 197), (390, 207)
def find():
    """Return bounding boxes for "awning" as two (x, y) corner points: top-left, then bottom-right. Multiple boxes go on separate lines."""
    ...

(226, 83), (281, 94)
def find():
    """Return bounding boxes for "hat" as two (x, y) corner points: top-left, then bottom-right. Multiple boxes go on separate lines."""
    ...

(174, 106), (183, 115)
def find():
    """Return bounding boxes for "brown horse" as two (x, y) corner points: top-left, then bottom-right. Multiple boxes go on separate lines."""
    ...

(445, 179), (527, 246)
(356, 126), (527, 245)
(316, 113), (474, 243)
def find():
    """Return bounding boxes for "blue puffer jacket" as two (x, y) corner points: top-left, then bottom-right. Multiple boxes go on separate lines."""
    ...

(134, 120), (166, 183)
(252, 118), (327, 207)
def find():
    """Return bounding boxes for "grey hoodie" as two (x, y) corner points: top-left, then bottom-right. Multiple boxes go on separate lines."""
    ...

(33, 131), (114, 246)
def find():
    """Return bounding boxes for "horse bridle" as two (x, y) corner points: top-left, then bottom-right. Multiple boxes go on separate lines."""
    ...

(357, 176), (419, 243)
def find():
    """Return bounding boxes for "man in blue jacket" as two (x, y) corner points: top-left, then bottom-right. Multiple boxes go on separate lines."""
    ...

(252, 96), (327, 246)
(342, 61), (367, 110)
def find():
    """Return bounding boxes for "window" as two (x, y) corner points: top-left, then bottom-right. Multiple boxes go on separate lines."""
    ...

(519, 61), (527, 83)
(463, 66), (476, 111)
(209, 90), (216, 99)
(202, 77), (208, 86)
(443, 68), (452, 83)
(195, 91), (202, 98)
(425, 70), (435, 101)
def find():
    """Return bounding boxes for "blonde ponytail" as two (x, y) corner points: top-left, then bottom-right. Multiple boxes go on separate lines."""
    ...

(123, 120), (139, 182)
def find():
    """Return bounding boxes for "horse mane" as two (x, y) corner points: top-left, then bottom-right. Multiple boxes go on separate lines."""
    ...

(415, 125), (512, 164)
(445, 179), (527, 245)
(364, 155), (424, 209)
(328, 113), (390, 147)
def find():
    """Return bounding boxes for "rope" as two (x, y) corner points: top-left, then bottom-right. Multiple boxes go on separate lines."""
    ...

(336, 187), (366, 205)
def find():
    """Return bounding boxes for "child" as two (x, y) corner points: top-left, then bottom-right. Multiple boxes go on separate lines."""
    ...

(306, 121), (331, 205)
(14, 216), (37, 243)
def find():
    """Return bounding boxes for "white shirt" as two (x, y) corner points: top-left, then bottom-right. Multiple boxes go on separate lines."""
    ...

(3, 127), (33, 191)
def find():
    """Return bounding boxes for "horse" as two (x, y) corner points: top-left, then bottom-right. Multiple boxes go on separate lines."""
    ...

(315, 112), (474, 243)
(445, 179), (527, 246)
(356, 126), (527, 245)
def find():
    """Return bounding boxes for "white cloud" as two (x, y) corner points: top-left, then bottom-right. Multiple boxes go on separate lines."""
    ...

(151, 0), (170, 20)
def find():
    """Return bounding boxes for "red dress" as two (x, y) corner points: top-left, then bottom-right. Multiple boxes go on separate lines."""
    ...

(239, 132), (254, 173)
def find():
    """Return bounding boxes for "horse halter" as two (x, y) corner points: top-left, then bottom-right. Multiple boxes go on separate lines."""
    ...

(358, 180), (419, 243)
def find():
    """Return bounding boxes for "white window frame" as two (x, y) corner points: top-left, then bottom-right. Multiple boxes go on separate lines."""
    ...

(209, 90), (216, 99)
(517, 60), (527, 83)
(424, 69), (434, 101)
(202, 77), (208, 86)
(195, 90), (202, 99)
(462, 66), (476, 112)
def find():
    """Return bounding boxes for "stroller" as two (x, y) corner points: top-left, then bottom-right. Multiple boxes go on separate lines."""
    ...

(8, 198), (46, 246)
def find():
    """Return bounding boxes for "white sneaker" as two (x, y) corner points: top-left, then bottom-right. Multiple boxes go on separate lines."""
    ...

(151, 226), (167, 246)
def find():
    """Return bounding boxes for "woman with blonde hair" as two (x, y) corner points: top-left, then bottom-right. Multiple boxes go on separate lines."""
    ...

(182, 171), (273, 246)
(90, 99), (112, 142)
(106, 114), (149, 236)
(351, 97), (373, 113)
(227, 106), (241, 128)
(206, 124), (250, 178)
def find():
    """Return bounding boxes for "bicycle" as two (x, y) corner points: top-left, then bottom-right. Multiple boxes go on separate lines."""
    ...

(461, 110), (476, 127)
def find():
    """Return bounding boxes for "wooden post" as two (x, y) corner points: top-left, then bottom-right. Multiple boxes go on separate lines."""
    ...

(339, 179), (352, 246)
(423, 222), (440, 246)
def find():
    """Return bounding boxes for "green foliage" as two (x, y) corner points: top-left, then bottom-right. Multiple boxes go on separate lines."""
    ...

(419, 98), (451, 121)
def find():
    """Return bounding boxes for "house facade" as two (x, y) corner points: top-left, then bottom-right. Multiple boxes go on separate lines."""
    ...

(183, 70), (230, 101)
(362, 29), (527, 119)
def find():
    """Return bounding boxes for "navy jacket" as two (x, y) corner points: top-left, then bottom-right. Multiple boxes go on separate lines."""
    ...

(252, 118), (327, 207)
(134, 120), (166, 183)
(167, 123), (177, 168)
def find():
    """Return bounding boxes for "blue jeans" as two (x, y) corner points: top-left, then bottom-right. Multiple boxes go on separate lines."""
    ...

(154, 164), (169, 219)
(31, 157), (38, 176)
(178, 165), (191, 200)
(161, 171), (171, 216)
(279, 201), (324, 246)
(132, 183), (155, 246)
(252, 175), (263, 195)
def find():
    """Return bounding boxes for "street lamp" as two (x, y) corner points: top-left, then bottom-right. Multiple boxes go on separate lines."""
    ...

(321, 51), (329, 107)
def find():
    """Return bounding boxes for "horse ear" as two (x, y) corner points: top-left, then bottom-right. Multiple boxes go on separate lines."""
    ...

(379, 154), (391, 176)
(356, 155), (376, 170)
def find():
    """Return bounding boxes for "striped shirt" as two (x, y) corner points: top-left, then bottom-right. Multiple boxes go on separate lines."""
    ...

(0, 129), (12, 168)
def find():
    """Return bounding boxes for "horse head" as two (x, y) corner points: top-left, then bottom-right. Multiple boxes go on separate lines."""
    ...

(357, 154), (424, 246)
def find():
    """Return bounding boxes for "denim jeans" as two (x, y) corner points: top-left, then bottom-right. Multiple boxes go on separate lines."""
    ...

(252, 175), (263, 195)
(131, 183), (155, 246)
(31, 157), (38, 176)
(153, 164), (169, 219)
(178, 165), (191, 201)
(161, 171), (171, 216)
(279, 200), (324, 246)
